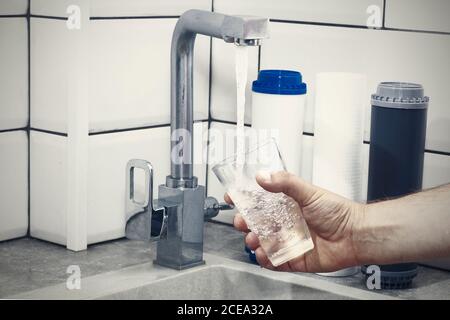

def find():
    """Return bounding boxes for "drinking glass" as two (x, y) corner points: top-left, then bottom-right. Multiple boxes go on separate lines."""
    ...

(212, 139), (314, 267)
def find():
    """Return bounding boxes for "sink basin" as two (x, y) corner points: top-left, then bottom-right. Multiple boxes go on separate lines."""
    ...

(9, 253), (395, 300)
(102, 266), (350, 300)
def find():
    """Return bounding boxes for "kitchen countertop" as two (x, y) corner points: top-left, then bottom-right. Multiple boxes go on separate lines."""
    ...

(0, 221), (449, 299)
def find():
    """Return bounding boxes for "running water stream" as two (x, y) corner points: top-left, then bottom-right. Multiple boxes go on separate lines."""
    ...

(234, 45), (249, 166)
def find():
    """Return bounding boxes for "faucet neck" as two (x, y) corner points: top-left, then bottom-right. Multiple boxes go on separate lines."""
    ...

(169, 10), (268, 186)
(170, 11), (227, 184)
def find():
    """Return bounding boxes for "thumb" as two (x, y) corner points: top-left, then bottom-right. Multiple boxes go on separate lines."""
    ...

(256, 171), (318, 207)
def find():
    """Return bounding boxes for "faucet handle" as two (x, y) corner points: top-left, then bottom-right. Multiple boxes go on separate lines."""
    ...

(125, 159), (167, 241)
(204, 196), (235, 220)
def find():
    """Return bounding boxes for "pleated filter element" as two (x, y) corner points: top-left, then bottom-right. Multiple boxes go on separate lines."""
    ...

(312, 72), (367, 203)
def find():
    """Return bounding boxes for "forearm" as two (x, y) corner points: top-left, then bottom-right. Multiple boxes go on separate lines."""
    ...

(354, 184), (450, 265)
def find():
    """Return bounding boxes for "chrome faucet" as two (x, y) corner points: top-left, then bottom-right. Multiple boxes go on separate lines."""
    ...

(125, 10), (269, 270)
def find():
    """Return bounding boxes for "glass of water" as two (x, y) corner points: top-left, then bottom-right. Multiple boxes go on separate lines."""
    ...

(212, 138), (314, 267)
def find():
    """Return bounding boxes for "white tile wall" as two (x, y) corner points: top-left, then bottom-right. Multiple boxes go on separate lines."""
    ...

(210, 39), (258, 124)
(30, 131), (67, 245)
(0, 18), (28, 130)
(89, 18), (209, 132)
(192, 122), (209, 184)
(206, 122), (238, 224)
(31, 0), (73, 17)
(87, 122), (207, 244)
(423, 152), (450, 189)
(87, 128), (170, 244)
(260, 22), (450, 152)
(31, 0), (211, 17)
(215, 0), (383, 26)
(386, 0), (450, 33)
(90, 0), (211, 17)
(362, 143), (370, 202)
(0, 14), (28, 242)
(300, 135), (313, 183)
(31, 17), (210, 134)
(24, 1), (450, 254)
(0, 0), (28, 15)
(28, 2), (212, 246)
(30, 18), (69, 133)
(0, 131), (28, 241)
(29, 122), (207, 245)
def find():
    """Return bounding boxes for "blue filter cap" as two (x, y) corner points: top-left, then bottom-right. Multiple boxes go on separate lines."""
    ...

(252, 69), (307, 95)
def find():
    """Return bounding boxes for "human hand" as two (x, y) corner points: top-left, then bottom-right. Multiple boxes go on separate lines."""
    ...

(227, 171), (366, 273)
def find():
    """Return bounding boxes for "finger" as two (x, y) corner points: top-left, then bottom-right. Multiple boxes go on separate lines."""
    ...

(233, 214), (250, 233)
(245, 232), (260, 251)
(256, 171), (318, 206)
(224, 193), (234, 205)
(255, 247), (275, 270)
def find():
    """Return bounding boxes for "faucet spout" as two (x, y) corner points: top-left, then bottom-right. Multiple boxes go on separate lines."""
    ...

(169, 10), (269, 187)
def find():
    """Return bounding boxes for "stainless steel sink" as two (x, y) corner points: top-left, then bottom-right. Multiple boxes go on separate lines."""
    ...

(9, 253), (396, 300)
(102, 266), (351, 300)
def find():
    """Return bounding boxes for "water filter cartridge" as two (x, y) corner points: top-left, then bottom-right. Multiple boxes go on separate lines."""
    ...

(312, 72), (366, 202)
(251, 70), (307, 177)
(363, 82), (429, 289)
(313, 72), (367, 277)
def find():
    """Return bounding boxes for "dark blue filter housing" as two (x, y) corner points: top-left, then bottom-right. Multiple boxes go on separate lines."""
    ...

(363, 82), (429, 289)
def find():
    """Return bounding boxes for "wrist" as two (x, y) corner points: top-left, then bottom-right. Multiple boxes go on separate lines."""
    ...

(352, 201), (399, 266)
(351, 202), (372, 266)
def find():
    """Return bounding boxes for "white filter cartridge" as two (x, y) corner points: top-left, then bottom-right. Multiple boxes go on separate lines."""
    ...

(312, 72), (366, 202)
(313, 72), (367, 277)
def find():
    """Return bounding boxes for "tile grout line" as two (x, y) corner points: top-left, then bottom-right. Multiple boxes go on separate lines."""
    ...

(90, 15), (179, 20)
(88, 124), (170, 136)
(89, 120), (209, 136)
(0, 14), (27, 18)
(0, 235), (29, 245)
(29, 127), (67, 137)
(26, 0), (31, 237)
(381, 27), (450, 36)
(0, 127), (28, 133)
(270, 18), (450, 35)
(28, 120), (209, 138)
(271, 18), (372, 29)
(29, 14), (67, 20)
(209, 118), (251, 127)
(424, 149), (450, 157)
